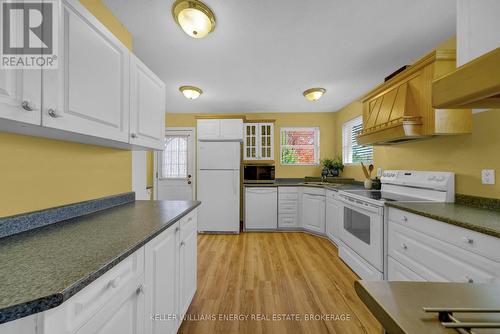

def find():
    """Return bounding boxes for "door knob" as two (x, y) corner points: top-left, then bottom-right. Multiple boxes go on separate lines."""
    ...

(188, 180), (192, 184)
(188, 174), (192, 178)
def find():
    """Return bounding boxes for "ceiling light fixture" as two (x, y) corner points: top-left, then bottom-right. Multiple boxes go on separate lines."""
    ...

(172, 0), (216, 39)
(303, 88), (326, 101)
(179, 85), (203, 99)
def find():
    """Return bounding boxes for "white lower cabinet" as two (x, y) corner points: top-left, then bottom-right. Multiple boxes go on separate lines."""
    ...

(278, 187), (299, 229)
(301, 188), (326, 234)
(325, 190), (342, 244)
(245, 187), (278, 230)
(387, 207), (500, 283)
(2, 209), (198, 334)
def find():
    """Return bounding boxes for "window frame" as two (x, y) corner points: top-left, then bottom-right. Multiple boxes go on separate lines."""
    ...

(160, 134), (190, 180)
(342, 116), (373, 165)
(280, 126), (320, 166)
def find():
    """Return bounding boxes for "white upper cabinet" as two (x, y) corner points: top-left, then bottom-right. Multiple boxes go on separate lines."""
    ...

(197, 119), (243, 141)
(42, 0), (130, 143)
(243, 122), (274, 160)
(0, 69), (41, 125)
(129, 54), (166, 150)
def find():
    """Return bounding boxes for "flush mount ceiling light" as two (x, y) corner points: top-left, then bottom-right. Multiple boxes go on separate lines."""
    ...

(179, 85), (203, 99)
(172, 0), (216, 38)
(303, 88), (326, 102)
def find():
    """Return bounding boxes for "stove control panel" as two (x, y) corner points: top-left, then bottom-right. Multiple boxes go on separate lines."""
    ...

(381, 170), (454, 189)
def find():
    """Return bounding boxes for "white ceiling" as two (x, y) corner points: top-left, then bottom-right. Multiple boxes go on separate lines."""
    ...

(104, 0), (456, 113)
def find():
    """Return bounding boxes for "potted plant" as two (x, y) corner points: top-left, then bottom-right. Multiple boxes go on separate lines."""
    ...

(321, 158), (334, 179)
(331, 156), (344, 177)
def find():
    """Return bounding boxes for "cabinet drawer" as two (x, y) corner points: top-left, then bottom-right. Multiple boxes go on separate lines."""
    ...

(387, 257), (425, 282)
(388, 208), (500, 263)
(45, 248), (145, 333)
(279, 193), (298, 200)
(278, 215), (298, 228)
(278, 200), (298, 214)
(278, 187), (298, 194)
(302, 187), (325, 196)
(181, 209), (198, 240)
(389, 222), (500, 284)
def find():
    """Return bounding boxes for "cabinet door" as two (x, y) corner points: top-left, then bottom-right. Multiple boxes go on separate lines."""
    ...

(302, 194), (325, 234)
(145, 223), (180, 334)
(42, 0), (130, 142)
(197, 119), (219, 140)
(75, 279), (145, 334)
(179, 215), (198, 318)
(0, 68), (41, 125)
(258, 123), (274, 160)
(326, 199), (341, 244)
(243, 123), (258, 160)
(245, 187), (278, 229)
(219, 119), (243, 140)
(129, 55), (165, 150)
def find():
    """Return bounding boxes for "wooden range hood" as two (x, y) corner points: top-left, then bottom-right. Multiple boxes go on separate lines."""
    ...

(432, 47), (500, 109)
(357, 43), (472, 146)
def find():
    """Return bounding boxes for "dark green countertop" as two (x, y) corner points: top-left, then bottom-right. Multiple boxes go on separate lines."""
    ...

(0, 200), (200, 323)
(386, 201), (500, 238)
(355, 281), (500, 334)
(243, 178), (364, 191)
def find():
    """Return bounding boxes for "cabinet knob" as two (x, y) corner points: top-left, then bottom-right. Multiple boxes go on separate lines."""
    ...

(21, 100), (36, 111)
(136, 284), (145, 295)
(180, 241), (185, 247)
(462, 237), (474, 245)
(465, 276), (474, 283)
(175, 226), (180, 233)
(188, 180), (192, 184)
(131, 133), (138, 138)
(402, 216), (408, 223)
(48, 108), (62, 118)
(401, 243), (408, 250)
(108, 277), (120, 289)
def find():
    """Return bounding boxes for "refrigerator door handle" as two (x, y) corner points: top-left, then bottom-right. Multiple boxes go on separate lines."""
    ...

(233, 170), (237, 195)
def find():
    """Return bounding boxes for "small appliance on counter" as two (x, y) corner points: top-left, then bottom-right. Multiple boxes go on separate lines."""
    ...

(243, 165), (275, 184)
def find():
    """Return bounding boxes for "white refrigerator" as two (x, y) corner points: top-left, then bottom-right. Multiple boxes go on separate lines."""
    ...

(197, 141), (240, 233)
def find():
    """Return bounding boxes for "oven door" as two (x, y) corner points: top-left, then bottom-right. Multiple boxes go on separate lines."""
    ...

(339, 196), (383, 271)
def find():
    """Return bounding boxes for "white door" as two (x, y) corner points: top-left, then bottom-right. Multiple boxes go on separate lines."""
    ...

(302, 194), (325, 234)
(145, 222), (179, 334)
(132, 151), (148, 200)
(42, 0), (130, 142)
(156, 129), (195, 200)
(129, 54), (165, 150)
(0, 69), (41, 125)
(198, 170), (239, 233)
(179, 216), (197, 318)
(219, 119), (243, 140)
(197, 119), (219, 140)
(326, 198), (341, 244)
(245, 187), (278, 230)
(198, 141), (240, 170)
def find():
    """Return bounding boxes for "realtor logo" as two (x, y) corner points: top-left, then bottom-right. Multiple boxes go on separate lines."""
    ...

(0, 0), (58, 68)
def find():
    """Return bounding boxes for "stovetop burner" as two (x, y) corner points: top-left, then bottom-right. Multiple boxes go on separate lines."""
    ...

(343, 190), (434, 202)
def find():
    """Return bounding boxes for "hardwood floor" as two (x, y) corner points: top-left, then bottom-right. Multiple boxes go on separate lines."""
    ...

(178, 232), (382, 334)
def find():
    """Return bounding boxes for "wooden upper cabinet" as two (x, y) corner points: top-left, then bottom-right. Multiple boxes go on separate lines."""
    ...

(42, 0), (131, 143)
(129, 55), (166, 150)
(357, 41), (472, 146)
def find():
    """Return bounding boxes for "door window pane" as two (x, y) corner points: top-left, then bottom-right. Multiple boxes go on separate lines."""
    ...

(161, 135), (188, 178)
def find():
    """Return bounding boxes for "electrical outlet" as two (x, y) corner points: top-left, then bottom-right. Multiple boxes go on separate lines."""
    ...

(481, 169), (495, 185)
(377, 168), (382, 177)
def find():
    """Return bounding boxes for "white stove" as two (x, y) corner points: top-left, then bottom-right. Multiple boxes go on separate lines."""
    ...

(336, 170), (455, 281)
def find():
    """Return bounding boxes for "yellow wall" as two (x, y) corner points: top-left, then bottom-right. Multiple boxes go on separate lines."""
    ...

(0, 0), (133, 217)
(164, 113), (337, 178)
(334, 103), (500, 198)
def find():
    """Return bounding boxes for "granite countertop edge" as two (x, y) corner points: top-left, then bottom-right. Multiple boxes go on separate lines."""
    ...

(1, 201), (201, 324)
(385, 202), (500, 238)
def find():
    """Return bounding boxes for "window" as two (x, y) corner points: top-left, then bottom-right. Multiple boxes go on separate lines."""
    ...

(342, 116), (373, 164)
(161, 135), (188, 178)
(280, 127), (320, 165)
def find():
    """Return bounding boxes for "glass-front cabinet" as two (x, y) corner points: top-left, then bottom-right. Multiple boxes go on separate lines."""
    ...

(243, 122), (274, 161)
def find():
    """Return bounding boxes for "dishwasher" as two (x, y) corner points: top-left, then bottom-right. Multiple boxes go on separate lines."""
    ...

(244, 187), (278, 230)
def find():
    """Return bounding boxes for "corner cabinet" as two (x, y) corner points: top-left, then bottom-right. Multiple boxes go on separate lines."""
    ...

(0, 0), (165, 151)
(301, 188), (326, 234)
(243, 123), (274, 161)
